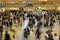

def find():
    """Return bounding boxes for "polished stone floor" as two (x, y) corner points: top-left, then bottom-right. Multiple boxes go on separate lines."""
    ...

(1, 18), (60, 40)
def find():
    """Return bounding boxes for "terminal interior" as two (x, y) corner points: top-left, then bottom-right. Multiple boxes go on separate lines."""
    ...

(0, 0), (60, 40)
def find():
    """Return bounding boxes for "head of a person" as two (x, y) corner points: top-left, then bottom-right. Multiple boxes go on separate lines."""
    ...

(27, 28), (29, 30)
(54, 33), (57, 36)
(5, 31), (8, 34)
(24, 29), (26, 31)
(46, 30), (51, 34)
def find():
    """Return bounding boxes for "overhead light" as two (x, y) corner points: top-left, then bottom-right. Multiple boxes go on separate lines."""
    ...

(38, 7), (41, 9)
(9, 1), (16, 4)
(39, 0), (42, 1)
(39, 0), (41, 1)
(44, 0), (47, 1)
(57, 4), (60, 6)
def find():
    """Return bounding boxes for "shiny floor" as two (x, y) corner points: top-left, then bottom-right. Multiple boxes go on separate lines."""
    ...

(1, 18), (60, 40)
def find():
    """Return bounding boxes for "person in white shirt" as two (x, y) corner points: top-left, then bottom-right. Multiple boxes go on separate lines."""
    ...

(54, 33), (59, 40)
(45, 31), (49, 40)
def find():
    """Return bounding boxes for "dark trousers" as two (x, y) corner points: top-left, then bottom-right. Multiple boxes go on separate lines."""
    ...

(0, 31), (3, 38)
(10, 25), (12, 30)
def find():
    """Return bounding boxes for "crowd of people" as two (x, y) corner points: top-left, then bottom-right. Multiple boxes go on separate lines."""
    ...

(0, 9), (60, 40)
(23, 10), (60, 40)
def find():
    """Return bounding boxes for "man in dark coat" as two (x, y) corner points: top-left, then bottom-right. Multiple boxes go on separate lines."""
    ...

(45, 31), (49, 40)
(9, 20), (12, 30)
(36, 16), (41, 21)
(24, 29), (28, 40)
(27, 28), (30, 35)
(4, 31), (10, 40)
(0, 25), (3, 37)
(37, 21), (42, 28)
(35, 28), (41, 40)
(50, 17), (54, 31)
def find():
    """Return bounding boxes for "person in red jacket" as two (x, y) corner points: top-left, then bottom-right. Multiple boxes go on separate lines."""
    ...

(17, 17), (20, 26)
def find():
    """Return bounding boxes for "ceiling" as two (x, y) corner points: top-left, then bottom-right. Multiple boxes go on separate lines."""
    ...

(0, 0), (60, 10)
(0, 0), (60, 4)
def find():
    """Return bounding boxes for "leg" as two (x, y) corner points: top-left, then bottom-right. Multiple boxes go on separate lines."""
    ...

(10, 25), (12, 30)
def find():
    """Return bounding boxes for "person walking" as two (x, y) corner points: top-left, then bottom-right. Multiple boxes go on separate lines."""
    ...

(4, 31), (11, 40)
(0, 25), (3, 38)
(24, 29), (28, 40)
(45, 31), (49, 40)
(27, 28), (30, 35)
(50, 17), (54, 32)
(48, 31), (54, 40)
(54, 33), (59, 40)
(9, 20), (13, 30)
(35, 28), (41, 40)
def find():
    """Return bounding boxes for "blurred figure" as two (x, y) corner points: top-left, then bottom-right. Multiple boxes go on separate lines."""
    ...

(45, 30), (54, 40)
(20, 17), (23, 26)
(28, 18), (33, 31)
(46, 21), (48, 27)
(17, 17), (20, 26)
(45, 31), (49, 40)
(4, 31), (10, 40)
(0, 25), (3, 38)
(13, 15), (16, 24)
(36, 15), (41, 21)
(27, 28), (30, 35)
(54, 33), (59, 40)
(58, 15), (60, 25)
(37, 21), (42, 28)
(50, 17), (54, 32)
(48, 30), (54, 40)
(9, 20), (13, 30)
(24, 29), (28, 40)
(5, 20), (9, 29)
(35, 28), (41, 40)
